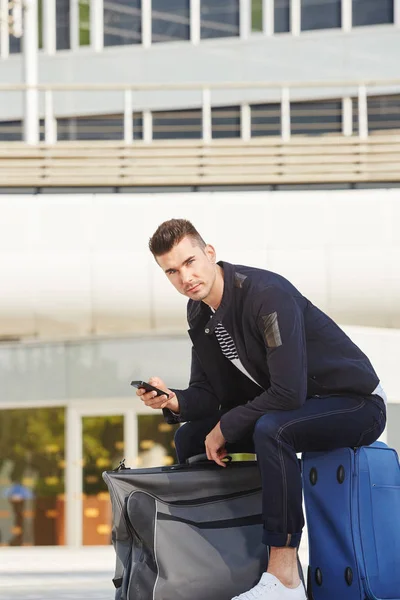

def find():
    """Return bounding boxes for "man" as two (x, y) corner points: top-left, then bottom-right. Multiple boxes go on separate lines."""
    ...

(136, 218), (387, 600)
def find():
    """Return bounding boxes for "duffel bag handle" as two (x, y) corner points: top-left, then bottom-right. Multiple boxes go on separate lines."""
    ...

(186, 453), (233, 465)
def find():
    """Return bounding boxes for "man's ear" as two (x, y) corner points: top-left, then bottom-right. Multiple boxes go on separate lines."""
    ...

(205, 244), (216, 263)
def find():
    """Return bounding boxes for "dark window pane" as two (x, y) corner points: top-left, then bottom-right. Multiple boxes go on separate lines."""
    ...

(133, 113), (143, 140)
(201, 0), (240, 39)
(57, 115), (125, 140)
(0, 121), (22, 141)
(252, 0), (263, 31)
(153, 109), (202, 140)
(352, 97), (359, 134)
(368, 95), (400, 132)
(8, 3), (22, 53)
(152, 0), (190, 42)
(39, 118), (45, 142)
(104, 0), (141, 46)
(301, 0), (341, 31)
(251, 104), (281, 137)
(56, 0), (70, 50)
(212, 105), (240, 139)
(291, 99), (342, 135)
(352, 0), (393, 26)
(275, 0), (290, 33)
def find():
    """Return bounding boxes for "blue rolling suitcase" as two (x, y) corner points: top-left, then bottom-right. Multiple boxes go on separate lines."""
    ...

(302, 441), (400, 600)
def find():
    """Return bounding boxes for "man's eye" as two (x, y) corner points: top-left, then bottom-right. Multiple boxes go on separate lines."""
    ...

(188, 259), (194, 265)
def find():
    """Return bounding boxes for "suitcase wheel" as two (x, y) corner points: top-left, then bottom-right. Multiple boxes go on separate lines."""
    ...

(309, 468), (318, 485)
(345, 567), (353, 586)
(315, 568), (323, 586)
(337, 465), (346, 484)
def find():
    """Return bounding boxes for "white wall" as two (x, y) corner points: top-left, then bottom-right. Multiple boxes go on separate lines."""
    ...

(0, 188), (399, 339)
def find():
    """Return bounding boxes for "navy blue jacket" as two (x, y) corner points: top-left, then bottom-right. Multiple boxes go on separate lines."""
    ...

(165, 261), (380, 442)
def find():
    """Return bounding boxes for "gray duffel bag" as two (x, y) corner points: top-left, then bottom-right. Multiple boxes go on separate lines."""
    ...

(103, 454), (268, 600)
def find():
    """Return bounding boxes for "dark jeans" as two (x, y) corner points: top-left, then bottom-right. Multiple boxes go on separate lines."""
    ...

(174, 394), (386, 548)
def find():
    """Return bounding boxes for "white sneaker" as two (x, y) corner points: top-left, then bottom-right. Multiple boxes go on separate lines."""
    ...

(232, 572), (307, 600)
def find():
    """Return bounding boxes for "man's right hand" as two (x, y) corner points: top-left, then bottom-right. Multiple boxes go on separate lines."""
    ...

(135, 376), (180, 413)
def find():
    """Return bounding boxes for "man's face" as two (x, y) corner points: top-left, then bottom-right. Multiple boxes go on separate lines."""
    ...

(156, 236), (217, 301)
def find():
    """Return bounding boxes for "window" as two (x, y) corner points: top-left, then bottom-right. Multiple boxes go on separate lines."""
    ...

(79, 0), (90, 46)
(152, 0), (190, 43)
(201, 0), (240, 39)
(275, 0), (290, 33)
(352, 0), (394, 27)
(251, 104), (281, 137)
(0, 121), (22, 142)
(291, 99), (342, 135)
(252, 0), (263, 32)
(57, 114), (143, 141)
(0, 408), (66, 546)
(104, 0), (141, 47)
(368, 95), (400, 132)
(56, 0), (71, 50)
(212, 106), (241, 138)
(152, 109), (202, 140)
(301, 0), (341, 31)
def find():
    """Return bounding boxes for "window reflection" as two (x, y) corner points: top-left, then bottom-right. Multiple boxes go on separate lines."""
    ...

(137, 415), (178, 468)
(201, 0), (240, 39)
(152, 0), (190, 43)
(0, 408), (65, 546)
(301, 0), (341, 31)
(56, 0), (71, 50)
(82, 416), (124, 546)
(352, 0), (393, 27)
(104, 0), (142, 46)
(275, 0), (290, 33)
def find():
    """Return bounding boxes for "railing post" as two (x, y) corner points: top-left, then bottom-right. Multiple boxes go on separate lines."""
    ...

(70, 0), (79, 49)
(263, 0), (274, 36)
(45, 89), (57, 144)
(143, 110), (153, 143)
(358, 85), (368, 140)
(341, 0), (352, 32)
(342, 97), (353, 136)
(291, 0), (301, 36)
(281, 87), (291, 142)
(43, 0), (56, 54)
(124, 89), (133, 144)
(202, 88), (212, 143)
(90, 0), (103, 51)
(240, 0), (251, 40)
(190, 0), (200, 44)
(142, 0), (152, 48)
(241, 104), (251, 141)
(0, 0), (9, 58)
(23, 0), (39, 145)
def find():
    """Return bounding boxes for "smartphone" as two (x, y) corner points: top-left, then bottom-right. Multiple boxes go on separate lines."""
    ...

(131, 380), (169, 398)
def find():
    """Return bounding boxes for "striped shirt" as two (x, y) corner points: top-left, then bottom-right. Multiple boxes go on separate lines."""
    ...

(213, 320), (262, 387)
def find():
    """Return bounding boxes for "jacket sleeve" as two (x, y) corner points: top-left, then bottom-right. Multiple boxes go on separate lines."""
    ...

(220, 287), (307, 442)
(163, 346), (220, 423)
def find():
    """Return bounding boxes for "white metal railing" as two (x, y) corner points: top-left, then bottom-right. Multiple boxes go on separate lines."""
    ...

(1, 79), (400, 145)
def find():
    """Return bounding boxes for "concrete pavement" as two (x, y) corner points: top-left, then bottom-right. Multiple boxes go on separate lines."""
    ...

(0, 545), (309, 599)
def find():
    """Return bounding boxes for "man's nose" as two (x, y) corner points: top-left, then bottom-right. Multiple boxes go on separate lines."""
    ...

(182, 270), (193, 285)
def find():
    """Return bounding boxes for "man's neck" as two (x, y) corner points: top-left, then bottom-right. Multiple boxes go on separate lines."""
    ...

(203, 265), (224, 311)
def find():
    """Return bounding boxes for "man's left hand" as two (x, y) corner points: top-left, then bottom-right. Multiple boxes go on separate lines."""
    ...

(205, 422), (227, 467)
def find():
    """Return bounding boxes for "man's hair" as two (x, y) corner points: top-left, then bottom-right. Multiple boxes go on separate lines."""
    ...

(149, 219), (206, 256)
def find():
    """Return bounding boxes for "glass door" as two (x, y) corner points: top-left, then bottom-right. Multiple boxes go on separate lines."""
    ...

(81, 414), (124, 546)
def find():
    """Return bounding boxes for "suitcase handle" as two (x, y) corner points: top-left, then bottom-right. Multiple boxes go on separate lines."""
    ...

(186, 453), (233, 465)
